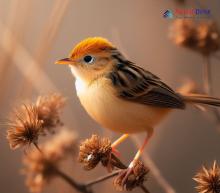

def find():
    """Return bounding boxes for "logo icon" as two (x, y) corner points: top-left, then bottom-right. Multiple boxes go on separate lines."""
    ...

(163, 10), (173, 18)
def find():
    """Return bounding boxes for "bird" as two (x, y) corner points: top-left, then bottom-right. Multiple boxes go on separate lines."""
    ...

(56, 37), (220, 182)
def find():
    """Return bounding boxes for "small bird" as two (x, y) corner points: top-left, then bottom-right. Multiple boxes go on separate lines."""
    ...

(56, 37), (220, 180)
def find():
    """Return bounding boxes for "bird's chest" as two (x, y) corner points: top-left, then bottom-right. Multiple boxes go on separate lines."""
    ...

(75, 78), (115, 122)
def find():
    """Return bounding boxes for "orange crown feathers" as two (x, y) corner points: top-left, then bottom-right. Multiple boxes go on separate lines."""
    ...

(69, 37), (115, 59)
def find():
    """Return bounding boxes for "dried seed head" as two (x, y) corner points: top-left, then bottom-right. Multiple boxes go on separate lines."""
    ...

(22, 129), (77, 193)
(170, 19), (220, 55)
(78, 135), (112, 170)
(170, 19), (197, 48)
(6, 93), (66, 150)
(36, 93), (66, 132)
(7, 104), (43, 150)
(196, 22), (220, 55)
(193, 161), (220, 193)
(113, 160), (149, 191)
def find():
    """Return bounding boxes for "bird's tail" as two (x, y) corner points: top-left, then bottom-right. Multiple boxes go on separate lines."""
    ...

(182, 93), (220, 107)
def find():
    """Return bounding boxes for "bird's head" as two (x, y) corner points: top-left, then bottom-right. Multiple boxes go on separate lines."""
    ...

(56, 37), (119, 84)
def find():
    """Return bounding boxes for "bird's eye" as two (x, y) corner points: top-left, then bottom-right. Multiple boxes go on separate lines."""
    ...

(83, 55), (95, 64)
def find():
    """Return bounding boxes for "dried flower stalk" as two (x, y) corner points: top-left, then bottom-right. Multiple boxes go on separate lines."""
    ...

(23, 0), (70, 96)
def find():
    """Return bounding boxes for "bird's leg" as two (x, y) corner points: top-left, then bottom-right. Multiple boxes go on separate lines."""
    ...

(120, 132), (153, 186)
(130, 134), (151, 167)
(111, 134), (129, 148)
(104, 134), (129, 172)
(111, 134), (129, 156)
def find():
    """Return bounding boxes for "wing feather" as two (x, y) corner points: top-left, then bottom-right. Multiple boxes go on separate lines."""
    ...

(107, 63), (185, 109)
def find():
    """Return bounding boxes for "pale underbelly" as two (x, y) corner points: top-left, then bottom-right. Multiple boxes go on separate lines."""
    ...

(77, 82), (171, 134)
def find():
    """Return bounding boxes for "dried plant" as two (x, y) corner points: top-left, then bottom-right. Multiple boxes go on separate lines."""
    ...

(78, 135), (113, 170)
(78, 135), (127, 171)
(193, 161), (220, 193)
(6, 93), (65, 150)
(22, 129), (77, 193)
(36, 93), (66, 132)
(7, 104), (44, 150)
(170, 19), (220, 56)
(113, 160), (149, 191)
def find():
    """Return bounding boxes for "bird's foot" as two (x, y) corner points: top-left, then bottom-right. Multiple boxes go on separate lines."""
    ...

(120, 166), (134, 186)
(113, 160), (149, 191)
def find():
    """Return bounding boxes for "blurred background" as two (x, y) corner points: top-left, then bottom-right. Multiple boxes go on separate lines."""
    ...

(1, 0), (220, 193)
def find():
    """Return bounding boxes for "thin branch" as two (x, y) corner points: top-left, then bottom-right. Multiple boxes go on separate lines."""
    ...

(85, 168), (151, 193)
(0, 21), (57, 92)
(111, 153), (127, 169)
(34, 0), (70, 64)
(55, 168), (93, 193)
(140, 185), (151, 193)
(203, 56), (212, 94)
(33, 142), (43, 155)
(202, 55), (220, 124)
(33, 142), (93, 193)
(86, 170), (120, 187)
(56, 168), (151, 193)
(22, 0), (70, 96)
(0, 0), (32, 104)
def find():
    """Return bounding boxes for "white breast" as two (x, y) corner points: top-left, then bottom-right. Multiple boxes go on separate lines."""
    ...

(70, 65), (88, 95)
(75, 77), (87, 95)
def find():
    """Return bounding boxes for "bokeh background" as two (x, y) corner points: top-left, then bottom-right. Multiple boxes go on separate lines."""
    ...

(1, 0), (220, 193)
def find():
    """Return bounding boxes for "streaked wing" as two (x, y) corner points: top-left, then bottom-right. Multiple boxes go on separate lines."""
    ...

(107, 63), (185, 109)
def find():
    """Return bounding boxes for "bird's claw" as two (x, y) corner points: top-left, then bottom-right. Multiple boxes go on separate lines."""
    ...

(118, 167), (134, 187)
(113, 160), (149, 191)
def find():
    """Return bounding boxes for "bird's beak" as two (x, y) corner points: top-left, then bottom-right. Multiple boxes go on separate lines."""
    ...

(55, 58), (74, 65)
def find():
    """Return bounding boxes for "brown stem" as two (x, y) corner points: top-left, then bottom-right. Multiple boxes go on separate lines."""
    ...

(86, 170), (120, 187)
(33, 142), (43, 154)
(86, 153), (149, 193)
(33, 143), (147, 192)
(203, 55), (220, 124)
(140, 185), (151, 193)
(85, 169), (151, 193)
(203, 55), (212, 94)
(111, 153), (127, 169)
(55, 168), (93, 193)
